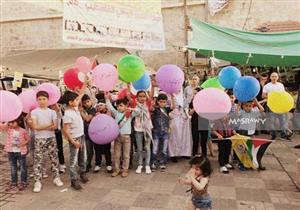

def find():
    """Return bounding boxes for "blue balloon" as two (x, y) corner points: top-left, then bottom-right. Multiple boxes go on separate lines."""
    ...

(218, 66), (241, 89)
(233, 76), (260, 102)
(132, 72), (151, 90)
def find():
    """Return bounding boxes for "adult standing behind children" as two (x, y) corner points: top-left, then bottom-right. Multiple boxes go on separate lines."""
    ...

(184, 75), (200, 108)
(262, 72), (290, 140)
(28, 91), (64, 193)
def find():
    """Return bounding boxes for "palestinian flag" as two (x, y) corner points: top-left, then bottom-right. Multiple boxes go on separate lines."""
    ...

(230, 134), (272, 169)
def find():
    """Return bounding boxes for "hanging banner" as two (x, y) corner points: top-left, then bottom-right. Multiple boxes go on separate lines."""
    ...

(12, 72), (23, 88)
(208, 0), (229, 16)
(63, 0), (165, 50)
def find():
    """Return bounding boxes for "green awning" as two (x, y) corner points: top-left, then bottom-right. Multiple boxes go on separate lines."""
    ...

(187, 18), (300, 67)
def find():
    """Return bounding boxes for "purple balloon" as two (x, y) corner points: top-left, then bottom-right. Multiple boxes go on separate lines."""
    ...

(0, 91), (23, 122)
(156, 64), (184, 94)
(88, 114), (119, 145)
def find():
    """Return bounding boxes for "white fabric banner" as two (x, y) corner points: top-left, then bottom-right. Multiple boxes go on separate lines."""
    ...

(208, 0), (229, 16)
(63, 0), (165, 50)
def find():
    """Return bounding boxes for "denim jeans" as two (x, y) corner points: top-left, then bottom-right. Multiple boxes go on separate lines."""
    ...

(69, 135), (87, 180)
(135, 131), (151, 166)
(269, 112), (287, 137)
(192, 194), (212, 209)
(152, 131), (169, 164)
(85, 136), (94, 169)
(8, 152), (27, 184)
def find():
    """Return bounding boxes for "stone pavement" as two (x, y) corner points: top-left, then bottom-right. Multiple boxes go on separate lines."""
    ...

(0, 134), (299, 210)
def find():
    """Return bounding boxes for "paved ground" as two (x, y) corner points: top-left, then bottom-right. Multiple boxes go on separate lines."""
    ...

(0, 134), (299, 210)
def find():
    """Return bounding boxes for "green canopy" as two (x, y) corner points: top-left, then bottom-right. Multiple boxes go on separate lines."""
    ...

(187, 18), (300, 67)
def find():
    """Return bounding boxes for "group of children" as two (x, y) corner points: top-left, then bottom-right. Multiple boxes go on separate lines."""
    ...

(1, 73), (293, 210)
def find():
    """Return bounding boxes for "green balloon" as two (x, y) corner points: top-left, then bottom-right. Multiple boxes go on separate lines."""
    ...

(117, 55), (145, 82)
(201, 77), (225, 90)
(118, 75), (126, 82)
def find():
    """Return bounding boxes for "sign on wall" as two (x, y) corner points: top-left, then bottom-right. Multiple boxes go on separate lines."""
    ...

(63, 0), (165, 50)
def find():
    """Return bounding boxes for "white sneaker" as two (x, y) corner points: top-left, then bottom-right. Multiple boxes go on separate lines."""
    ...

(220, 166), (229, 174)
(53, 177), (64, 187)
(94, 166), (101, 172)
(136, 165), (143, 174)
(106, 166), (112, 172)
(59, 165), (66, 173)
(145, 166), (152, 174)
(225, 163), (234, 169)
(59, 164), (66, 169)
(33, 182), (42, 193)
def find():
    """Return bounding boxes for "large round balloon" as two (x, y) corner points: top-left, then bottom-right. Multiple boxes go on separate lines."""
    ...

(91, 64), (118, 91)
(233, 76), (260, 102)
(36, 83), (61, 105)
(193, 88), (231, 120)
(75, 56), (92, 73)
(201, 77), (224, 90)
(64, 68), (84, 90)
(117, 55), (145, 82)
(88, 114), (119, 145)
(0, 91), (23, 122)
(267, 91), (294, 114)
(156, 64), (184, 94)
(218, 66), (241, 89)
(18, 89), (38, 113)
(132, 72), (151, 91)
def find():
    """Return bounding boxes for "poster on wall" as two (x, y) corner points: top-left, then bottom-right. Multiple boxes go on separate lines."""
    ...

(63, 0), (165, 50)
(12, 72), (23, 88)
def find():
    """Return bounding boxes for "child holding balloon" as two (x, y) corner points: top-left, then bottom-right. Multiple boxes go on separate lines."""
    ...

(151, 93), (174, 171)
(62, 90), (89, 190)
(237, 99), (265, 170)
(134, 90), (154, 174)
(80, 94), (97, 172)
(105, 94), (138, 178)
(1, 117), (30, 192)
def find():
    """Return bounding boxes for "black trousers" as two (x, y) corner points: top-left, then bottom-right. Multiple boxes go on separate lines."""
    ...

(192, 125), (208, 157)
(94, 143), (112, 166)
(55, 130), (65, 165)
(218, 140), (232, 167)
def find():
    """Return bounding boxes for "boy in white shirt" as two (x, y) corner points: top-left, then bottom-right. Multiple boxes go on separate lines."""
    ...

(29, 91), (63, 193)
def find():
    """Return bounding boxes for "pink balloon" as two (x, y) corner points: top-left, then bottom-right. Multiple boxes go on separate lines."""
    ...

(19, 90), (39, 113)
(193, 88), (231, 120)
(88, 114), (119, 145)
(0, 91), (23, 122)
(91, 64), (118, 91)
(156, 64), (184, 94)
(75, 56), (92, 73)
(36, 83), (61, 106)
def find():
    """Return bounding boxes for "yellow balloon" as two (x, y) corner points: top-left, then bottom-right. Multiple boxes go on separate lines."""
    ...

(267, 91), (294, 114)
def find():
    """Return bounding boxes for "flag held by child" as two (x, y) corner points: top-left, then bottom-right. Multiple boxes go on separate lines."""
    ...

(230, 134), (272, 169)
